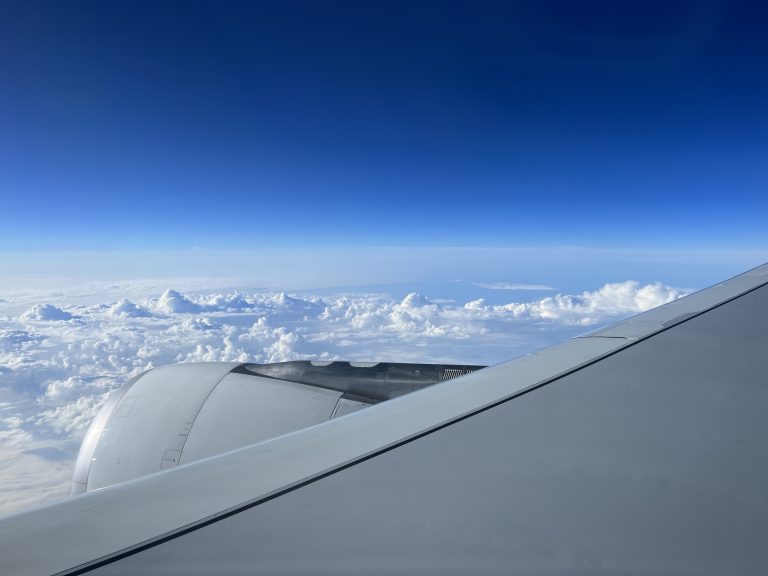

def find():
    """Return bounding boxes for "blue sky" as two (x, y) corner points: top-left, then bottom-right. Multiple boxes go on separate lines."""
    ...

(1, 1), (767, 266)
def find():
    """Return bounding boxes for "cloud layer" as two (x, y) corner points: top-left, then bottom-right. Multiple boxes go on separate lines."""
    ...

(0, 279), (687, 517)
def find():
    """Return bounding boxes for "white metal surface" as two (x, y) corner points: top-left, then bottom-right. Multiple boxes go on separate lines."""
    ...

(71, 372), (142, 494)
(85, 362), (239, 490)
(179, 373), (342, 465)
(331, 397), (371, 418)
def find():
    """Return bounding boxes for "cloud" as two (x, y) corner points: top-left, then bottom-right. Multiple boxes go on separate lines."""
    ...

(489, 281), (686, 325)
(199, 292), (255, 312)
(36, 394), (107, 436)
(0, 444), (73, 518)
(400, 292), (430, 307)
(473, 282), (556, 291)
(0, 329), (45, 350)
(0, 279), (690, 517)
(171, 317), (220, 332)
(152, 289), (202, 314)
(20, 304), (74, 321)
(107, 299), (152, 319)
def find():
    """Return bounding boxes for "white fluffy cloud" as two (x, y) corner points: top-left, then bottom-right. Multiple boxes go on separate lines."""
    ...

(465, 281), (688, 326)
(0, 279), (688, 517)
(153, 289), (202, 314)
(0, 329), (45, 349)
(107, 299), (152, 318)
(20, 304), (74, 322)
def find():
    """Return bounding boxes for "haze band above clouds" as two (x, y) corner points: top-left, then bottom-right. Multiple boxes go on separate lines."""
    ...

(472, 282), (556, 291)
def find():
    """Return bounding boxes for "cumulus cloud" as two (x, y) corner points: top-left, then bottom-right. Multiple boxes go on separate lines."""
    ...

(171, 317), (220, 332)
(199, 292), (254, 312)
(0, 278), (689, 517)
(20, 304), (74, 322)
(152, 289), (201, 314)
(485, 281), (686, 326)
(107, 299), (152, 319)
(0, 329), (45, 350)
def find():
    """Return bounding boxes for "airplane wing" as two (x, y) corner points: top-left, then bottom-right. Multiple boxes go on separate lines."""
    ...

(1, 263), (768, 575)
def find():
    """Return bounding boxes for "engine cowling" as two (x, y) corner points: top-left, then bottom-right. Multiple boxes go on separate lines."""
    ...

(72, 361), (485, 493)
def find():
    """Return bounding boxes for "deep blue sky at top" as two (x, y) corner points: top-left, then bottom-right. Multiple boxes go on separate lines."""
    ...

(1, 1), (767, 251)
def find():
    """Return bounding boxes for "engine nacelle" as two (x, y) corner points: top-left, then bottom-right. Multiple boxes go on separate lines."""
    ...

(72, 361), (484, 493)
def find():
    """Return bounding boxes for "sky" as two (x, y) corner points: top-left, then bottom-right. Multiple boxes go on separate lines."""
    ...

(1, 0), (767, 256)
(1, 1), (768, 517)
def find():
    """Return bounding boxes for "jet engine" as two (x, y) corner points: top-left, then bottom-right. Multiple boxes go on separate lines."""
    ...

(72, 360), (484, 493)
